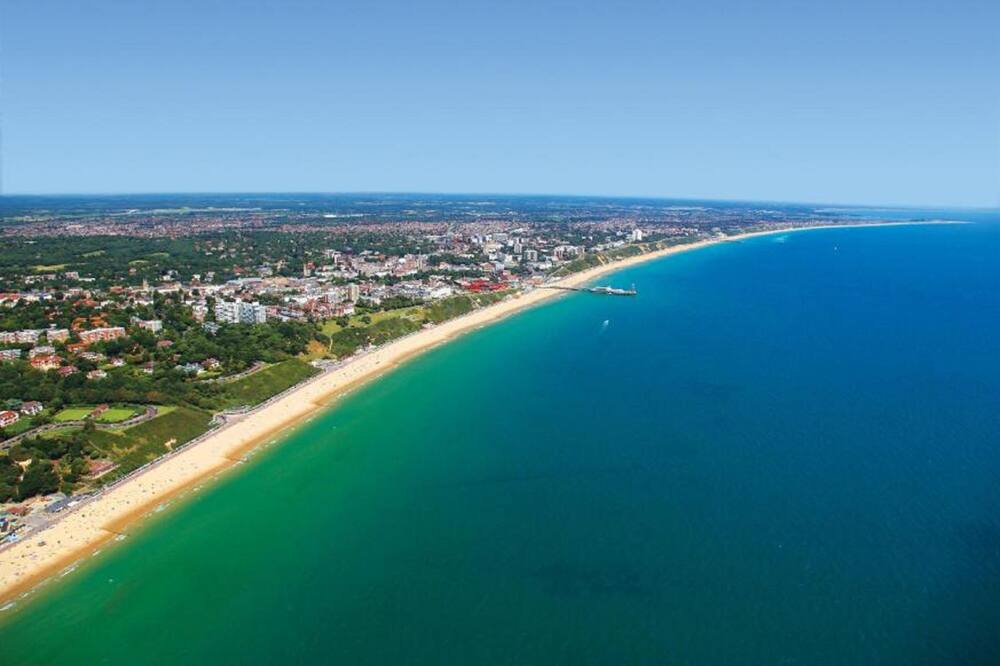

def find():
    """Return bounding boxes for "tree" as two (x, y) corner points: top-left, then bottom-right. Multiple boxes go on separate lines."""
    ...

(0, 456), (21, 486)
(17, 459), (60, 500)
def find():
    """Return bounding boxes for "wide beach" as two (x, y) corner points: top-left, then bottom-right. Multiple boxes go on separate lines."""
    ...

(2, 218), (996, 665)
(0, 222), (927, 606)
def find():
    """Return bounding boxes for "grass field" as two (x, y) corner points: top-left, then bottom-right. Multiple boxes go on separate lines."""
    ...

(320, 305), (424, 335)
(223, 359), (318, 408)
(40, 426), (83, 439)
(53, 407), (95, 422)
(0, 418), (36, 435)
(316, 294), (511, 359)
(424, 295), (474, 323)
(53, 405), (142, 423)
(96, 408), (140, 423)
(326, 316), (421, 358)
(471, 290), (511, 307)
(299, 339), (329, 362)
(88, 406), (213, 481)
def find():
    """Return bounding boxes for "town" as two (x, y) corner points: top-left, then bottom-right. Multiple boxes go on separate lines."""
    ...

(0, 194), (860, 544)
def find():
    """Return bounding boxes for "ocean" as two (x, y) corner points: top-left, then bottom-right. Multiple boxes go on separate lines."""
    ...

(2, 220), (999, 664)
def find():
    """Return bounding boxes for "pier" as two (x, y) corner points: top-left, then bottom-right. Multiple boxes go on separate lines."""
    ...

(545, 284), (637, 296)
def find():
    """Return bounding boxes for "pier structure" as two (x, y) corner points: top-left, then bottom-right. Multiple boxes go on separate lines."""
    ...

(544, 284), (637, 296)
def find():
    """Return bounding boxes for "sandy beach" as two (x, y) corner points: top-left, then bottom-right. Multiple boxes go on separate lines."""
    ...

(0, 222), (931, 606)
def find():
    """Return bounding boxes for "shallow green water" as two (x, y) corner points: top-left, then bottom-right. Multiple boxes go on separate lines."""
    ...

(3, 222), (1000, 664)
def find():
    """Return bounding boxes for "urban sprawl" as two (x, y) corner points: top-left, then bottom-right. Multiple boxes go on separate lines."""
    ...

(0, 196), (867, 543)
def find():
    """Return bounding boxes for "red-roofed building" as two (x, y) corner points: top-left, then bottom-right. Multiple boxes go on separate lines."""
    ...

(0, 410), (19, 428)
(30, 354), (62, 371)
(463, 279), (507, 293)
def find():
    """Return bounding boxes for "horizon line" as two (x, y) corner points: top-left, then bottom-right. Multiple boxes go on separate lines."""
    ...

(0, 190), (996, 212)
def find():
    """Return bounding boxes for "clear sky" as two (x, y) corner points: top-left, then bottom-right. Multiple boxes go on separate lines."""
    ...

(1, 0), (997, 206)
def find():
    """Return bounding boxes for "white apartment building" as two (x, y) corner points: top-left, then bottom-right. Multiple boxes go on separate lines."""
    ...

(214, 300), (268, 325)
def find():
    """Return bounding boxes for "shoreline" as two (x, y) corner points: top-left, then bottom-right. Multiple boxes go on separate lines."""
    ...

(0, 220), (955, 608)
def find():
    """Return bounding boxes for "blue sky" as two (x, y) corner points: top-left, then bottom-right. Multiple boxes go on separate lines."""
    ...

(1, 0), (997, 206)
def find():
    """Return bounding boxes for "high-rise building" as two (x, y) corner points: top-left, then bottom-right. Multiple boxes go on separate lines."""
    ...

(214, 300), (268, 325)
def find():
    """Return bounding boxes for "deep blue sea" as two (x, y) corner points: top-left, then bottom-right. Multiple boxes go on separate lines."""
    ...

(2, 218), (999, 664)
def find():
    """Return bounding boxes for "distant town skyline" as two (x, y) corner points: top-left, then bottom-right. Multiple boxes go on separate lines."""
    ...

(1, 0), (997, 207)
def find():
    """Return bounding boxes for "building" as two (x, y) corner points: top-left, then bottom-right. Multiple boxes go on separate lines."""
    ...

(46, 328), (70, 342)
(0, 410), (19, 428)
(79, 326), (126, 344)
(57, 365), (79, 377)
(30, 355), (62, 371)
(630, 228), (644, 242)
(347, 283), (361, 303)
(133, 318), (163, 333)
(0, 330), (41, 345)
(214, 300), (267, 325)
(20, 401), (43, 416)
(45, 496), (74, 514)
(87, 369), (108, 380)
(0, 349), (22, 362)
(553, 245), (582, 259)
(332, 302), (355, 317)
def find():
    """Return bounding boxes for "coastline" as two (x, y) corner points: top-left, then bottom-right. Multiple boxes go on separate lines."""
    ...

(0, 221), (950, 608)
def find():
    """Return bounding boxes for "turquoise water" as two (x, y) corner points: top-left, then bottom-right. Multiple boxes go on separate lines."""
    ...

(3, 222), (1000, 664)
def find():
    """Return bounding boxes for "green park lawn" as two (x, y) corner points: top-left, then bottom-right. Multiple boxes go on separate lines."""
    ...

(52, 405), (143, 423)
(88, 406), (213, 481)
(0, 418), (36, 435)
(222, 359), (318, 408)
(320, 305), (425, 335)
(95, 408), (140, 423)
(53, 407), (95, 422)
